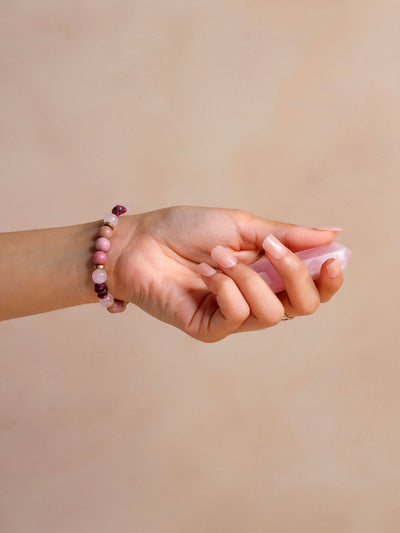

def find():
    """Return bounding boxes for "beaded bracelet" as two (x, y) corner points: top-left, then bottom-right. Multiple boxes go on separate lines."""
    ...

(91, 205), (129, 313)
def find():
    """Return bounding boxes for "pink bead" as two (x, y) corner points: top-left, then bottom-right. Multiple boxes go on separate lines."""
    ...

(99, 225), (113, 238)
(95, 237), (110, 252)
(104, 213), (119, 228)
(93, 251), (107, 265)
(92, 269), (107, 284)
(99, 293), (114, 307)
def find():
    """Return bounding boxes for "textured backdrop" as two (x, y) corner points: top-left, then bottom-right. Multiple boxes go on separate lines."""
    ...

(1, 1), (399, 532)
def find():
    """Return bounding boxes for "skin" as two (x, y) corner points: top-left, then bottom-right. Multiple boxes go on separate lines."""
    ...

(0, 205), (344, 342)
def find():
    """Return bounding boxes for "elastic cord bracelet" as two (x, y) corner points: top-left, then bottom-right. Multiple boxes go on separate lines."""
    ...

(91, 205), (129, 314)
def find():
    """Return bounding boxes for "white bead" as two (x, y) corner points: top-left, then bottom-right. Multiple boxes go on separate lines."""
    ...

(99, 293), (114, 307)
(104, 213), (118, 227)
(92, 269), (107, 284)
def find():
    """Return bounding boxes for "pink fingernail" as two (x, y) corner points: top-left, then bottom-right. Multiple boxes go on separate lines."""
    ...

(199, 263), (217, 277)
(313, 226), (343, 232)
(211, 245), (238, 268)
(262, 234), (287, 260)
(326, 258), (341, 278)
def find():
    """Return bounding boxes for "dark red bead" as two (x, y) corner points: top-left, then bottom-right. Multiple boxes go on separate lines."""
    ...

(96, 287), (108, 295)
(94, 283), (107, 293)
(94, 288), (107, 295)
(97, 292), (108, 299)
(112, 205), (127, 217)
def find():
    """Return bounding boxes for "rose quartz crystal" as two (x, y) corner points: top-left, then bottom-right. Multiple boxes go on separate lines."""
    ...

(249, 241), (351, 294)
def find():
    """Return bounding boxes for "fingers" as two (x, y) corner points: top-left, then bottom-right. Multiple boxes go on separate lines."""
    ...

(212, 245), (287, 329)
(262, 234), (321, 315)
(261, 235), (345, 316)
(198, 245), (285, 339)
(196, 235), (344, 341)
(278, 257), (343, 315)
(232, 209), (342, 253)
(314, 258), (344, 303)
(197, 262), (252, 341)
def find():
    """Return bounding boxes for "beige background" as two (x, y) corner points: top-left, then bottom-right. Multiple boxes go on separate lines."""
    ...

(1, 1), (399, 531)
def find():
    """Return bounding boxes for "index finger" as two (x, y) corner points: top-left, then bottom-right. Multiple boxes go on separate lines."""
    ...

(232, 210), (341, 253)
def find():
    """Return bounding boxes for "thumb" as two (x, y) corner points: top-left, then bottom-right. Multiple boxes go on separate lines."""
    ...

(232, 211), (343, 254)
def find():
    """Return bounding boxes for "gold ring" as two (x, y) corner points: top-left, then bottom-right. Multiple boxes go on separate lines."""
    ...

(281, 312), (294, 320)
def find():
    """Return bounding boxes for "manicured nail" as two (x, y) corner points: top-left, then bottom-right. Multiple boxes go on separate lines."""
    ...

(326, 258), (341, 278)
(313, 226), (343, 232)
(211, 245), (238, 268)
(199, 263), (217, 277)
(262, 234), (287, 260)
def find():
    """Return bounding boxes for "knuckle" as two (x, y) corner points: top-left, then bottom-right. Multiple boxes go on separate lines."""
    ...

(191, 330), (226, 344)
(230, 303), (250, 325)
(199, 336), (223, 344)
(257, 317), (271, 328)
(298, 295), (320, 315)
(230, 208), (255, 227)
(270, 311), (286, 326)
(233, 208), (251, 220)
(257, 302), (285, 327)
(270, 308), (287, 326)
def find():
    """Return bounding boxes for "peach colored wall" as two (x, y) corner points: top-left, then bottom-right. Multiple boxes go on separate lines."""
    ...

(1, 1), (399, 531)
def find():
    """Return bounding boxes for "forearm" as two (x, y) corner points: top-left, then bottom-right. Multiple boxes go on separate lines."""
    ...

(0, 220), (102, 320)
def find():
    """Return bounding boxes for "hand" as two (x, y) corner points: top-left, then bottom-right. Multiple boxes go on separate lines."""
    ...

(110, 206), (344, 342)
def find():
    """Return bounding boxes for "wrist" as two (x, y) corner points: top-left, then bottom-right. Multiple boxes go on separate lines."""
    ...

(77, 220), (105, 306)
(0, 211), (140, 321)
(89, 213), (142, 308)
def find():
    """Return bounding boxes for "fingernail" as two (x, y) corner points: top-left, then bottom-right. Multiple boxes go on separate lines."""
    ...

(199, 263), (217, 277)
(262, 234), (287, 260)
(326, 258), (341, 278)
(313, 226), (343, 232)
(211, 245), (238, 268)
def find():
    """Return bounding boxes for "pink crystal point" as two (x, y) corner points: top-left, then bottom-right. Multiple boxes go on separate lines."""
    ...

(249, 242), (351, 294)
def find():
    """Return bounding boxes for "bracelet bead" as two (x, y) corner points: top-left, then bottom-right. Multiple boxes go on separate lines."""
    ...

(99, 293), (114, 308)
(97, 289), (108, 296)
(97, 291), (108, 299)
(93, 251), (107, 265)
(112, 205), (127, 216)
(95, 285), (108, 294)
(91, 205), (128, 313)
(92, 269), (107, 284)
(99, 225), (113, 238)
(107, 299), (127, 313)
(104, 214), (119, 228)
(95, 237), (111, 252)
